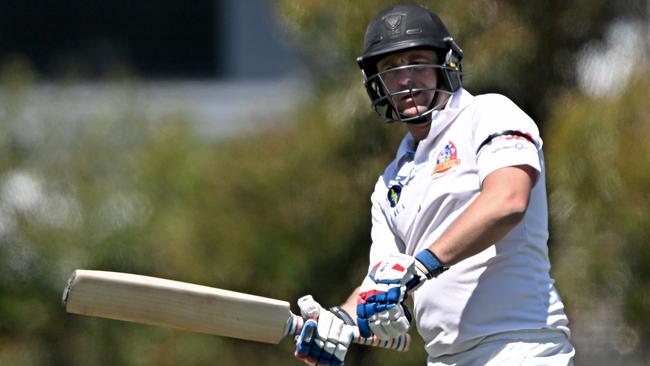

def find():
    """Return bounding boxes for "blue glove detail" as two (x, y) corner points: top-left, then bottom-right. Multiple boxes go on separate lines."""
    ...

(295, 319), (343, 366)
(356, 309), (372, 338)
(357, 289), (413, 338)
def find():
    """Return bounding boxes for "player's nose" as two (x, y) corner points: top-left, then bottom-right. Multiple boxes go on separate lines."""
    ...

(395, 69), (413, 87)
(383, 68), (413, 90)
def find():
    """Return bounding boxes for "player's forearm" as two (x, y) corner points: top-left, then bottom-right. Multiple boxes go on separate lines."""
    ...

(429, 190), (525, 266)
(428, 166), (534, 266)
(340, 287), (360, 323)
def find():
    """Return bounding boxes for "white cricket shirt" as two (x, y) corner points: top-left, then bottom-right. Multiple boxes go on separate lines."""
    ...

(368, 89), (570, 357)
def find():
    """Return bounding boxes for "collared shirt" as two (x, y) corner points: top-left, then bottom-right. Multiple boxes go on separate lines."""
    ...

(368, 89), (570, 357)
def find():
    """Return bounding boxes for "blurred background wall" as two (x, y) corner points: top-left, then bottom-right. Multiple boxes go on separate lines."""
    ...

(0, 0), (310, 137)
(0, 0), (649, 365)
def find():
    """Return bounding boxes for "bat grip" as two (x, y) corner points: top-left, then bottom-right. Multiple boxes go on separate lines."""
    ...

(285, 313), (410, 352)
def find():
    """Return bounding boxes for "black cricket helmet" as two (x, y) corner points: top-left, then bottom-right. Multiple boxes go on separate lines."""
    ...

(357, 3), (463, 123)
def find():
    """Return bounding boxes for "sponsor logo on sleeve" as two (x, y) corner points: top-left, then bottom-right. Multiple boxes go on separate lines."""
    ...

(485, 130), (537, 154)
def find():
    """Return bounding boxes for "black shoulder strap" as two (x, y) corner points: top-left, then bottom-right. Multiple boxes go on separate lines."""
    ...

(476, 129), (538, 154)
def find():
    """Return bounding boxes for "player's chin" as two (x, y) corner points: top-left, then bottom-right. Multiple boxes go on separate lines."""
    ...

(399, 105), (431, 118)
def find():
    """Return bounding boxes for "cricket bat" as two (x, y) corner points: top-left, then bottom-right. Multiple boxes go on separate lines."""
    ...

(63, 270), (410, 351)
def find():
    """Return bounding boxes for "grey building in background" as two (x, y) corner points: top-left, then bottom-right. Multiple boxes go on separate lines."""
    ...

(0, 0), (309, 137)
(220, 1), (301, 79)
(0, 0), (302, 80)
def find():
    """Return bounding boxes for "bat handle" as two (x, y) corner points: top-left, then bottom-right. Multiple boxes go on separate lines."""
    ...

(285, 313), (410, 352)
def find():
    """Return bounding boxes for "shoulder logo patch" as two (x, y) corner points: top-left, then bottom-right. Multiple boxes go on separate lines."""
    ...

(433, 141), (461, 174)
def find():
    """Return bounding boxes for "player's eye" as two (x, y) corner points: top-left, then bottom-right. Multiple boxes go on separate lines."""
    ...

(411, 58), (432, 65)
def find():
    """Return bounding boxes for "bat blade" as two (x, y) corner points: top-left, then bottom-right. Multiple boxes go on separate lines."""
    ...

(63, 270), (410, 351)
(63, 270), (290, 344)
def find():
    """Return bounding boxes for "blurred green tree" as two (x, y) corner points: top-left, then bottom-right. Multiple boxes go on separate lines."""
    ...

(547, 64), (650, 363)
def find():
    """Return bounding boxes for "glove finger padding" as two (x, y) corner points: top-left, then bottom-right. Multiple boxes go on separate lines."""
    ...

(318, 311), (337, 357)
(371, 303), (411, 339)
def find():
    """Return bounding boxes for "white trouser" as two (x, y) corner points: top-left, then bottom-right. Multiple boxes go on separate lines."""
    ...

(428, 329), (575, 366)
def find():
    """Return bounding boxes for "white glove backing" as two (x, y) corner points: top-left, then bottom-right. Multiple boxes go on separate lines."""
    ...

(294, 295), (354, 366)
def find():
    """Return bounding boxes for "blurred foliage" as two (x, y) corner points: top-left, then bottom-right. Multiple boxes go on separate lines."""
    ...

(0, 0), (648, 365)
(547, 64), (650, 362)
(277, 0), (629, 122)
(0, 57), (418, 364)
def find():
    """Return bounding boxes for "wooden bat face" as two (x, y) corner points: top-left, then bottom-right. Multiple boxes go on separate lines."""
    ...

(63, 270), (410, 351)
(64, 270), (292, 343)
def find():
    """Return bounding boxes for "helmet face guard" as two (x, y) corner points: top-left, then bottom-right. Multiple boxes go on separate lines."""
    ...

(364, 63), (457, 124)
(358, 4), (463, 123)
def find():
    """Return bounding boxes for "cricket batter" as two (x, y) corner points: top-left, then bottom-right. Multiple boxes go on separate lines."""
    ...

(294, 3), (575, 365)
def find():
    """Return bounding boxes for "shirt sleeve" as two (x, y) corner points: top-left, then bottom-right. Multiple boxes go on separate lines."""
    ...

(472, 94), (543, 183)
(368, 179), (404, 269)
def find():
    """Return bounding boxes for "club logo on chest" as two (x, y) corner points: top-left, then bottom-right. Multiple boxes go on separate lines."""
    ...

(433, 141), (461, 175)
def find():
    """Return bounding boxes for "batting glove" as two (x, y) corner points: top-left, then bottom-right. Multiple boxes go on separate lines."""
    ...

(356, 250), (447, 339)
(294, 295), (355, 366)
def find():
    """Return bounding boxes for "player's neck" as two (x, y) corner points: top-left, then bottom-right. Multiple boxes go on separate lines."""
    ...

(409, 122), (431, 142)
